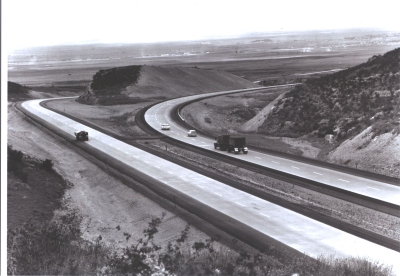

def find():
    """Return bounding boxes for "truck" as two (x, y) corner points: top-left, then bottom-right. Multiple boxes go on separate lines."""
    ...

(74, 131), (89, 141)
(214, 135), (248, 154)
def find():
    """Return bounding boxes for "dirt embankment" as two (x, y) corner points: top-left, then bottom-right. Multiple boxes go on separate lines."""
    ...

(328, 127), (400, 176)
(77, 65), (260, 105)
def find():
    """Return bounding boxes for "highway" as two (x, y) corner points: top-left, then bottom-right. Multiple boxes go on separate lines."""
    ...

(144, 88), (400, 206)
(20, 97), (400, 274)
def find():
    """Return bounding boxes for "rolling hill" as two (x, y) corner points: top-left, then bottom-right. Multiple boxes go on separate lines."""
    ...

(76, 65), (259, 105)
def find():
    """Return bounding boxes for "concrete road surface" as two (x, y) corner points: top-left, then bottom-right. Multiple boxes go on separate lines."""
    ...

(145, 88), (400, 206)
(21, 98), (400, 274)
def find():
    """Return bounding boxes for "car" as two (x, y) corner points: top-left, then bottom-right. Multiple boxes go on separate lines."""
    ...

(188, 130), (197, 137)
(74, 130), (89, 141)
(161, 124), (170, 130)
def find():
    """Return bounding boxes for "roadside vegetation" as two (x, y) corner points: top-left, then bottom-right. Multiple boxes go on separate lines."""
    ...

(8, 210), (394, 276)
(8, 81), (32, 101)
(7, 145), (69, 229)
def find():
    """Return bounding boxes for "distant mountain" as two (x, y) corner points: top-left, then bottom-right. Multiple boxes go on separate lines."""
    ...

(77, 65), (259, 105)
(251, 48), (400, 141)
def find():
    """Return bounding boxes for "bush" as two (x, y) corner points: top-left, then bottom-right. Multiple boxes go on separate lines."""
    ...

(40, 159), (54, 172)
(8, 145), (23, 163)
(91, 65), (141, 91)
(8, 145), (27, 181)
(8, 208), (394, 276)
(7, 211), (109, 275)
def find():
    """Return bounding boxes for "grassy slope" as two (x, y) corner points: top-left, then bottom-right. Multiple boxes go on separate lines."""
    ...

(76, 65), (260, 105)
(7, 147), (68, 230)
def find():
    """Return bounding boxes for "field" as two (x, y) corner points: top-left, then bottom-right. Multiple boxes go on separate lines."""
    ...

(9, 29), (400, 87)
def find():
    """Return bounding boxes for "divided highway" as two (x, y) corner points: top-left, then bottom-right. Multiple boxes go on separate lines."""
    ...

(145, 88), (400, 207)
(20, 98), (400, 274)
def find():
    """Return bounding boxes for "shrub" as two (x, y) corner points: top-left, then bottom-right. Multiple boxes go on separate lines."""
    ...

(40, 159), (54, 172)
(8, 145), (27, 181)
(8, 145), (23, 163)
(204, 117), (212, 124)
(7, 211), (108, 275)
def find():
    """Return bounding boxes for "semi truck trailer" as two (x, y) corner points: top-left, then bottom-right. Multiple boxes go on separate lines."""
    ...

(214, 135), (248, 154)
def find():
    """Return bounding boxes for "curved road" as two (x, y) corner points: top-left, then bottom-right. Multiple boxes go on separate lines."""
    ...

(20, 97), (400, 273)
(145, 88), (400, 206)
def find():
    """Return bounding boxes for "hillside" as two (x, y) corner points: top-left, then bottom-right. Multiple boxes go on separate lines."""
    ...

(8, 81), (32, 101)
(240, 48), (400, 176)
(76, 65), (259, 105)
(253, 48), (400, 140)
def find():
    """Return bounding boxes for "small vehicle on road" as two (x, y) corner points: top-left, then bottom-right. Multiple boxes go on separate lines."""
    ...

(161, 124), (170, 130)
(74, 131), (89, 141)
(188, 130), (197, 137)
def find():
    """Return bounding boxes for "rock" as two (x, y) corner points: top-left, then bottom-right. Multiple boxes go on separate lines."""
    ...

(319, 119), (330, 126)
(311, 130), (319, 136)
(333, 127), (342, 136)
(333, 102), (342, 111)
(283, 121), (295, 129)
(370, 111), (384, 121)
(325, 134), (334, 143)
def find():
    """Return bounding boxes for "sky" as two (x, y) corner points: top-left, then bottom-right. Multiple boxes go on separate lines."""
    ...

(3, 0), (400, 52)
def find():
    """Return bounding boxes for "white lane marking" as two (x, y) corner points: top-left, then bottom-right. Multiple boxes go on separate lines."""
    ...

(272, 161), (280, 164)
(313, 172), (323, 175)
(144, 161), (149, 164)
(214, 193), (222, 197)
(339, 179), (349, 183)
(255, 156), (262, 159)
(235, 201), (245, 207)
(180, 177), (187, 180)
(168, 171), (173, 174)
(291, 166), (299, 169)
(197, 184), (204, 188)
(134, 156), (139, 159)
(368, 186), (380, 191)
(155, 166), (160, 169)
(260, 213), (270, 218)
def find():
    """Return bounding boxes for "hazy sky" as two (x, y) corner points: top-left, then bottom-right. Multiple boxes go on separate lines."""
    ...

(4, 0), (400, 51)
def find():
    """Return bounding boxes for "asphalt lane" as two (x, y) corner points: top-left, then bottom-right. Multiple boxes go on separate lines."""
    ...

(145, 89), (400, 206)
(22, 98), (400, 273)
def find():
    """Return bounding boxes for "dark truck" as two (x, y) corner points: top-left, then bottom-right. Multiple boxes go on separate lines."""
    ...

(214, 135), (248, 154)
(74, 131), (89, 141)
